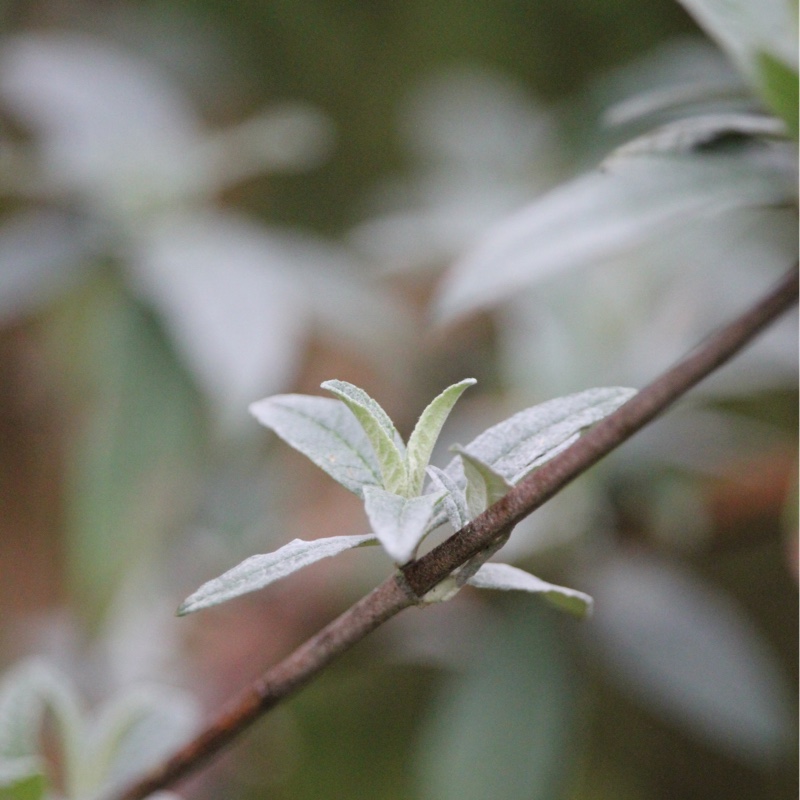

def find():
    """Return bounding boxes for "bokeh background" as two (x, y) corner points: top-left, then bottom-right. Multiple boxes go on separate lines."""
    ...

(0, 1), (797, 799)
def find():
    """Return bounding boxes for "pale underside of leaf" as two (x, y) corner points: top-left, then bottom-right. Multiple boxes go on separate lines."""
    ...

(405, 378), (476, 496)
(322, 380), (408, 495)
(177, 534), (378, 615)
(437, 151), (796, 320)
(362, 486), (443, 565)
(467, 563), (593, 617)
(249, 394), (382, 497)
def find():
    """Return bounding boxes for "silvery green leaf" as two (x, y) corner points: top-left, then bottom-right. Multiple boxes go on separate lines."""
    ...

(453, 448), (513, 520)
(406, 379), (476, 495)
(675, 0), (797, 88)
(178, 534), (377, 614)
(362, 487), (443, 564)
(436, 151), (796, 320)
(322, 380), (408, 495)
(130, 211), (307, 426)
(467, 563), (593, 618)
(448, 387), (636, 485)
(587, 553), (794, 763)
(249, 394), (382, 497)
(426, 466), (470, 531)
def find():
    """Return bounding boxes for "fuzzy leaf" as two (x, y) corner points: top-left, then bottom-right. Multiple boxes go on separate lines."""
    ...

(467, 563), (593, 617)
(249, 394), (382, 497)
(363, 487), (443, 564)
(322, 380), (408, 495)
(178, 534), (377, 614)
(406, 379), (476, 495)
(675, 0), (797, 89)
(453, 448), (513, 519)
(437, 151), (796, 320)
(426, 465), (470, 531)
(448, 387), (636, 485)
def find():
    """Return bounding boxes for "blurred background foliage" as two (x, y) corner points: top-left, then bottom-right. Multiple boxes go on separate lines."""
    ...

(0, 1), (796, 799)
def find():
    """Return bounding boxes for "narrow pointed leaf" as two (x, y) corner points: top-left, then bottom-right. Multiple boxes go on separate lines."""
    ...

(467, 563), (593, 617)
(426, 466), (470, 531)
(406, 379), (476, 495)
(363, 487), (443, 564)
(322, 380), (408, 495)
(453, 448), (513, 519)
(178, 534), (377, 615)
(447, 387), (636, 485)
(249, 394), (382, 497)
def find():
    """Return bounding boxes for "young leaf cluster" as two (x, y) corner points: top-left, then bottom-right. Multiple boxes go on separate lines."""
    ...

(179, 380), (636, 617)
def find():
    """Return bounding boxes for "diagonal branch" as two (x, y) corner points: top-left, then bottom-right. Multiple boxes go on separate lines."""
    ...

(108, 266), (797, 800)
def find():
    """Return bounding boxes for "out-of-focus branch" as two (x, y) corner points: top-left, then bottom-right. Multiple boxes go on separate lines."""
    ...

(109, 267), (797, 800)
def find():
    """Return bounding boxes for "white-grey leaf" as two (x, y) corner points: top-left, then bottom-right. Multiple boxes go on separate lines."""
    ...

(178, 534), (377, 615)
(0, 33), (201, 202)
(322, 380), (408, 495)
(446, 387), (636, 485)
(437, 149), (796, 320)
(129, 211), (307, 426)
(363, 486), (443, 564)
(675, 0), (797, 86)
(467, 563), (593, 617)
(586, 552), (795, 764)
(250, 394), (382, 497)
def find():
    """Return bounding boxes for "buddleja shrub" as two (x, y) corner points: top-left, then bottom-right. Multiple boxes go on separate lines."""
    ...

(179, 380), (636, 617)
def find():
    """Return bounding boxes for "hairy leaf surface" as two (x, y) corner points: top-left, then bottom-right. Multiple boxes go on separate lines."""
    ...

(250, 394), (382, 496)
(178, 534), (378, 615)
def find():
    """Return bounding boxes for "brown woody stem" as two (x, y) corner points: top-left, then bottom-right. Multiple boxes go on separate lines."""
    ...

(109, 266), (797, 800)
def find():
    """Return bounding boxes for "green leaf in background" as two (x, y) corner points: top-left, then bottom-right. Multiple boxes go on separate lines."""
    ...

(436, 150), (796, 320)
(467, 563), (593, 617)
(59, 279), (202, 622)
(756, 52), (799, 140)
(448, 387), (637, 485)
(362, 487), (443, 564)
(178, 534), (378, 614)
(414, 602), (581, 800)
(249, 393), (382, 497)
(405, 378), (476, 496)
(322, 380), (408, 495)
(0, 760), (46, 800)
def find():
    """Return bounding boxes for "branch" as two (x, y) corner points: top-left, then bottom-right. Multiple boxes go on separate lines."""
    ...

(109, 266), (797, 800)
